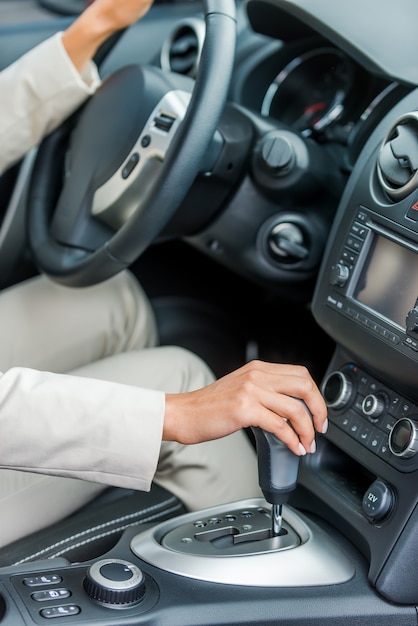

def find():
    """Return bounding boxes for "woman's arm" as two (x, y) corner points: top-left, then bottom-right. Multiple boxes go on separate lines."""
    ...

(0, 0), (154, 174)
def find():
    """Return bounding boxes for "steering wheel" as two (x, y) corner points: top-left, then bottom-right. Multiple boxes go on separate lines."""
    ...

(28, 1), (237, 287)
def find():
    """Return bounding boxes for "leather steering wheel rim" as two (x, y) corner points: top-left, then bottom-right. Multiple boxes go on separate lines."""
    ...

(28, 1), (237, 287)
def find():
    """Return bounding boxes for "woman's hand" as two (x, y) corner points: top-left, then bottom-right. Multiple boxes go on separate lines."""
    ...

(62, 0), (154, 74)
(164, 360), (328, 456)
(83, 0), (154, 33)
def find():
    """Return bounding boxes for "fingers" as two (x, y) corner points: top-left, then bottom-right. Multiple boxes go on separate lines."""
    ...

(236, 360), (328, 454)
(258, 394), (317, 456)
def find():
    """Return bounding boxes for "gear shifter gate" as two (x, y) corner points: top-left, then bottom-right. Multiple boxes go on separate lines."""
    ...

(162, 505), (299, 556)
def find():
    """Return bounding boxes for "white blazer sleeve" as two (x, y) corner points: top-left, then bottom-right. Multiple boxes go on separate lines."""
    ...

(0, 32), (101, 175)
(0, 367), (165, 491)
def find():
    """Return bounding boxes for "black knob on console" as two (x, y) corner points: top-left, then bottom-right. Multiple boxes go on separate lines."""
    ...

(84, 559), (146, 607)
(389, 417), (418, 458)
(406, 306), (418, 333)
(330, 263), (350, 287)
(321, 370), (354, 409)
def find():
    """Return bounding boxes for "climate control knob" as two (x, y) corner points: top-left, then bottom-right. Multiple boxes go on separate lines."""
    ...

(389, 417), (418, 458)
(321, 370), (354, 409)
(362, 394), (386, 420)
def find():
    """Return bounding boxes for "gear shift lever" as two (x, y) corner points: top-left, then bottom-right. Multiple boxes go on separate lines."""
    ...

(251, 401), (313, 537)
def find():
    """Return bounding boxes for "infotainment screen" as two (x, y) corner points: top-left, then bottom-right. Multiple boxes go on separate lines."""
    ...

(352, 232), (418, 329)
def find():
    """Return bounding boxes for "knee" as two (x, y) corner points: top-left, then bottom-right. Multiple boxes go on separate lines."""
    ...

(160, 346), (215, 392)
(111, 271), (158, 349)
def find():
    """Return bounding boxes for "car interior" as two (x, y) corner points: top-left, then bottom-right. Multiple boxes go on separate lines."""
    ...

(0, 0), (417, 624)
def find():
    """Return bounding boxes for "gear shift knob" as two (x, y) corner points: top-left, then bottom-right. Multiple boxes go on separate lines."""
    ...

(251, 427), (300, 505)
(251, 400), (313, 536)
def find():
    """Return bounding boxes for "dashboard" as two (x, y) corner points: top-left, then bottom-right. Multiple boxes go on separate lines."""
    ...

(231, 1), (415, 176)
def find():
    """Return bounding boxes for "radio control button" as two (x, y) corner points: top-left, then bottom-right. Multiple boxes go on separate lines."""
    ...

(346, 234), (363, 252)
(406, 299), (418, 333)
(350, 222), (368, 239)
(330, 263), (350, 287)
(341, 248), (357, 265)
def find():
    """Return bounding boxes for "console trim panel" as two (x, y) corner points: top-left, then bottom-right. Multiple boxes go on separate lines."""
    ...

(130, 498), (355, 587)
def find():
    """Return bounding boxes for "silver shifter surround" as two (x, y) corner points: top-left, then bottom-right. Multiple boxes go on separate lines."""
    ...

(130, 498), (355, 587)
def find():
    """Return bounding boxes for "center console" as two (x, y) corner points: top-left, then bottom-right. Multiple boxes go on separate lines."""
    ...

(309, 89), (418, 606)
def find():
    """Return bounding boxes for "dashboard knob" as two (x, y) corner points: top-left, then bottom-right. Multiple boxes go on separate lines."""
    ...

(321, 370), (354, 409)
(260, 134), (295, 177)
(389, 417), (418, 458)
(362, 394), (386, 420)
(83, 559), (146, 607)
(330, 263), (349, 287)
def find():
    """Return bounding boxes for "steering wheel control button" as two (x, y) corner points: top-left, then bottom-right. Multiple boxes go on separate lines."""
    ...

(362, 480), (393, 522)
(389, 417), (418, 458)
(122, 152), (140, 179)
(153, 111), (176, 133)
(39, 605), (80, 619)
(84, 559), (146, 607)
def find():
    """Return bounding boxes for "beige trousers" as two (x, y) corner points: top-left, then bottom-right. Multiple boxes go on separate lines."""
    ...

(0, 271), (260, 547)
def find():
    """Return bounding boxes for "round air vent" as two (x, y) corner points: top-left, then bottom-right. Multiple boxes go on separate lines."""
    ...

(160, 18), (205, 78)
(377, 111), (418, 201)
